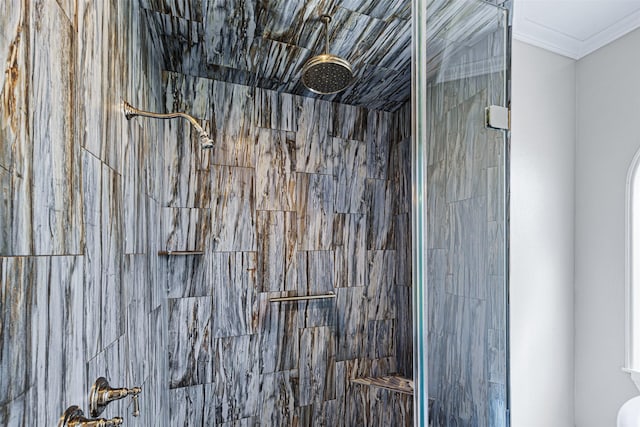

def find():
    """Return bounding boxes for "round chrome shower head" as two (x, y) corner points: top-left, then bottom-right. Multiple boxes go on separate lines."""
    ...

(302, 54), (353, 94)
(301, 14), (354, 95)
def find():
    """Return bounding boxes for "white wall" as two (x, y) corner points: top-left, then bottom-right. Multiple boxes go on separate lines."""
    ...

(510, 40), (576, 427)
(574, 28), (640, 427)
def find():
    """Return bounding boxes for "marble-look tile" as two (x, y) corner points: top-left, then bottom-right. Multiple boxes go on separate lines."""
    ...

(211, 252), (258, 338)
(0, 1), (24, 158)
(100, 163), (125, 349)
(212, 335), (260, 423)
(489, 382), (507, 427)
(333, 214), (366, 287)
(0, 257), (33, 406)
(445, 93), (487, 202)
(208, 80), (255, 168)
(259, 370), (299, 426)
(429, 294), (488, 424)
(368, 386), (413, 427)
(0, 4), (30, 256)
(447, 197), (488, 299)
(488, 220), (504, 276)
(394, 213), (412, 286)
(296, 173), (334, 251)
(365, 179), (395, 250)
(395, 285), (413, 377)
(203, 0), (257, 70)
(218, 417), (259, 427)
(367, 319), (396, 359)
(148, 304), (170, 424)
(392, 102), (411, 144)
(335, 359), (372, 426)
(248, 37), (312, 90)
(335, 286), (367, 361)
(427, 160), (450, 249)
(29, 0), (83, 256)
(296, 251), (336, 328)
(123, 123), (149, 255)
(76, 0), (120, 171)
(488, 328), (506, 384)
(258, 292), (299, 374)
(124, 254), (151, 385)
(333, 138), (367, 214)
(296, 98), (332, 174)
(366, 110), (392, 179)
(255, 128), (296, 211)
(254, 88), (300, 132)
(31, 256), (85, 426)
(297, 399), (340, 427)
(366, 250), (396, 320)
(166, 253), (210, 298)
(297, 251), (335, 295)
(329, 103), (367, 142)
(169, 385), (205, 426)
(165, 73), (255, 168)
(299, 326), (335, 406)
(162, 207), (211, 252)
(168, 297), (213, 388)
(257, 210), (297, 292)
(82, 152), (103, 358)
(147, 198), (166, 311)
(163, 120), (211, 208)
(210, 165), (256, 251)
(488, 275), (506, 331)
(0, 390), (28, 427)
(390, 137), (411, 215)
(487, 165), (503, 222)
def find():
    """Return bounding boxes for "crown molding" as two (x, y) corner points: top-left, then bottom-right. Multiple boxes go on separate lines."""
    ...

(514, 4), (640, 60)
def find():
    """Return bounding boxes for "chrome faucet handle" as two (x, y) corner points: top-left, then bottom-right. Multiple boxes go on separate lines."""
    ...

(58, 405), (124, 427)
(90, 377), (142, 418)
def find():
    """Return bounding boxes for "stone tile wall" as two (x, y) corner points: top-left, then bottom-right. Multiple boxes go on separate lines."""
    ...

(0, 2), (413, 426)
(163, 72), (413, 426)
(1, 1), (169, 425)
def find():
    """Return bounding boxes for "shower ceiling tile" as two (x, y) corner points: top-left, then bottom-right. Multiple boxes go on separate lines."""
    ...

(141, 0), (413, 111)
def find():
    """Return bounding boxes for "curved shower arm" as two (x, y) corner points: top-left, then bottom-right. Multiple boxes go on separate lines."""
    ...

(122, 101), (214, 149)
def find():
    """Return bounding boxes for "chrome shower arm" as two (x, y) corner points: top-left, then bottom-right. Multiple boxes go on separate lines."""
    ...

(122, 101), (214, 149)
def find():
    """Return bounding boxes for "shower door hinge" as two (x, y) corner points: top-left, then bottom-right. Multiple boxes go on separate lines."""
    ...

(485, 105), (510, 130)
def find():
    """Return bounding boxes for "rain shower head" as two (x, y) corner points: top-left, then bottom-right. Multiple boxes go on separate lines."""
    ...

(301, 15), (353, 95)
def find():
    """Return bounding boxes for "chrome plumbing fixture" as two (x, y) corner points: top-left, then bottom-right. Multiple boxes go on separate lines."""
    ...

(90, 377), (142, 418)
(301, 14), (354, 94)
(122, 101), (214, 149)
(58, 405), (123, 427)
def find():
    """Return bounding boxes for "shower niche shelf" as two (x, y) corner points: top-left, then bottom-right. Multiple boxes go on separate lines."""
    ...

(157, 250), (204, 256)
(351, 375), (414, 395)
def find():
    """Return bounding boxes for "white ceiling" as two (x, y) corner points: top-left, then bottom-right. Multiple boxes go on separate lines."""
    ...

(513, 0), (640, 59)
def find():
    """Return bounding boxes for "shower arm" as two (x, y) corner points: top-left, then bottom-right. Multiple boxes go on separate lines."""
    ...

(122, 101), (214, 149)
(321, 15), (330, 54)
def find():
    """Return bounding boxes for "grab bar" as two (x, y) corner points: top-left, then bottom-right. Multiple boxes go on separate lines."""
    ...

(269, 292), (336, 302)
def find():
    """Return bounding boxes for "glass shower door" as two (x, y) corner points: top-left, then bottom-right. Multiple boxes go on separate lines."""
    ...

(413, 1), (511, 425)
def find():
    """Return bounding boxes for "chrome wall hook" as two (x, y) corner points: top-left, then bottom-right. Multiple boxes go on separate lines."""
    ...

(90, 377), (142, 418)
(58, 405), (123, 427)
(122, 100), (214, 149)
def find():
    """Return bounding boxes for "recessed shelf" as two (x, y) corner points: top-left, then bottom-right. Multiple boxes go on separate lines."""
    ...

(157, 250), (204, 256)
(351, 375), (414, 395)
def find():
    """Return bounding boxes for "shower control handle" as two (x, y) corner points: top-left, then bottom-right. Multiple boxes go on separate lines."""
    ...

(90, 377), (142, 418)
(58, 405), (123, 427)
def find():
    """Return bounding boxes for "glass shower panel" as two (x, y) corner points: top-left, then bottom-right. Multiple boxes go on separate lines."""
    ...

(415, 0), (510, 425)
